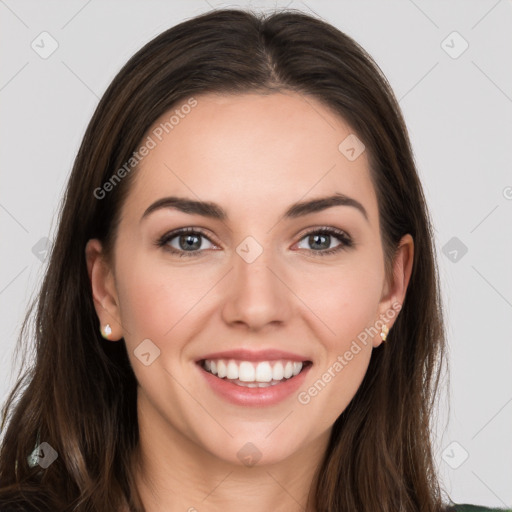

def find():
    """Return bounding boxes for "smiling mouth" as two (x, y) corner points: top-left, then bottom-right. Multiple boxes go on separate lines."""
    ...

(198, 358), (313, 388)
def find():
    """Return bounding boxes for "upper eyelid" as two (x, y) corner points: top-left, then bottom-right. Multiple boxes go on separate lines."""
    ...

(160, 226), (351, 248)
(167, 227), (220, 246)
(295, 225), (350, 239)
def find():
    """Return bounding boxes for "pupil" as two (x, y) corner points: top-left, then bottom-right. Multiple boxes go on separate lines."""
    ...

(181, 234), (200, 250)
(310, 234), (329, 250)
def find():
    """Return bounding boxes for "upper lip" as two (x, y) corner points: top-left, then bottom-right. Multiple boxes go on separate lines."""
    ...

(196, 349), (312, 363)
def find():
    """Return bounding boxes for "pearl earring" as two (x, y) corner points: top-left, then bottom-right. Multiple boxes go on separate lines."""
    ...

(101, 324), (112, 339)
(380, 324), (389, 341)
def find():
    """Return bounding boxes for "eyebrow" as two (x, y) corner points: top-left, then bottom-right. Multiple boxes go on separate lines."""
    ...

(141, 192), (368, 223)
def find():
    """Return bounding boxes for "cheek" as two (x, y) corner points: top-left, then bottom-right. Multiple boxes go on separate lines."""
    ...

(113, 247), (232, 378)
(120, 278), (205, 346)
(113, 242), (211, 343)
(298, 270), (380, 421)
(293, 252), (383, 412)
(298, 254), (384, 345)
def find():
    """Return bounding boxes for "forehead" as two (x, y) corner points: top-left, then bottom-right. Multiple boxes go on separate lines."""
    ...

(125, 91), (378, 222)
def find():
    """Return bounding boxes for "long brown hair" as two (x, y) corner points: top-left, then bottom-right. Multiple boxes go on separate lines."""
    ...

(0, 8), (446, 511)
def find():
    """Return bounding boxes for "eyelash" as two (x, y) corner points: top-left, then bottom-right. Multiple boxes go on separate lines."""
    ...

(155, 226), (354, 258)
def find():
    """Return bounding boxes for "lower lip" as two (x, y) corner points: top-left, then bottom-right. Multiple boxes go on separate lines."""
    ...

(196, 362), (312, 407)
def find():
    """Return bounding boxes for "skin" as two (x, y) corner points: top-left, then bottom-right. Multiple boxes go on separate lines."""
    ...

(86, 91), (413, 512)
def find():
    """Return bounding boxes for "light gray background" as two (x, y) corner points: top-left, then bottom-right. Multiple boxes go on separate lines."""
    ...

(1, 0), (511, 508)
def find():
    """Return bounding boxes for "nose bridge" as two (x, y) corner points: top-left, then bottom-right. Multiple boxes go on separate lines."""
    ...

(221, 234), (291, 329)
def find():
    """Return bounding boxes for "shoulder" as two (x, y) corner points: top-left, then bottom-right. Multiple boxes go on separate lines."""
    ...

(448, 505), (512, 512)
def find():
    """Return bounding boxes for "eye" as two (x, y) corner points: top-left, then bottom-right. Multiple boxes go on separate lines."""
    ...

(156, 227), (217, 257)
(295, 227), (353, 256)
(155, 226), (353, 258)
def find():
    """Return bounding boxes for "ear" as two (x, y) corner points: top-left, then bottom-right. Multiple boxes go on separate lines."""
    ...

(85, 239), (123, 341)
(373, 234), (414, 348)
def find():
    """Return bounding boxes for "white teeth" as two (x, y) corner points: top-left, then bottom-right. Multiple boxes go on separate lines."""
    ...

(226, 360), (238, 379)
(255, 361), (272, 382)
(229, 379), (282, 388)
(284, 361), (293, 379)
(239, 361), (256, 382)
(201, 358), (307, 383)
(217, 360), (226, 378)
(272, 362), (284, 381)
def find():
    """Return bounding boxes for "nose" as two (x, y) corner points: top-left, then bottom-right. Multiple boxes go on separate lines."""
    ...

(220, 242), (292, 332)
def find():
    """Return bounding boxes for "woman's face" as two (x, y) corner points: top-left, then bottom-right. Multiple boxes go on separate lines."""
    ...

(87, 91), (412, 467)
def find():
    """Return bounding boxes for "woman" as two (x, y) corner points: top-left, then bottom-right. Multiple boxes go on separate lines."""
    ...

(0, 7), (508, 512)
